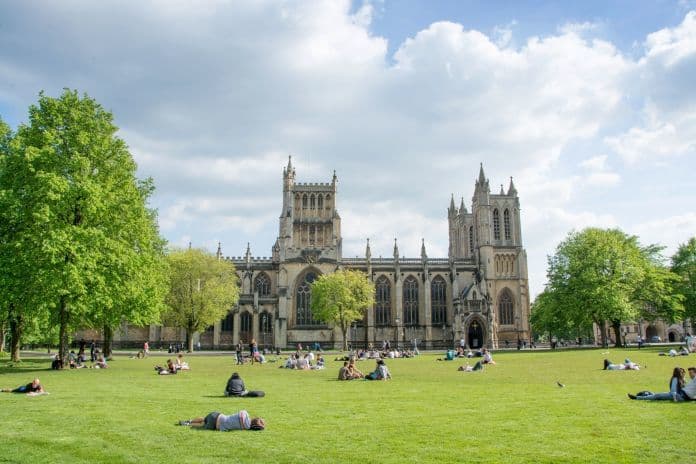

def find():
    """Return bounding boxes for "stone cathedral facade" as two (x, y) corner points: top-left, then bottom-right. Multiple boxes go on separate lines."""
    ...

(195, 157), (531, 350)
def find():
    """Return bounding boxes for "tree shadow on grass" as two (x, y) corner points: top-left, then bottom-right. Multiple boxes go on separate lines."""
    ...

(0, 358), (52, 375)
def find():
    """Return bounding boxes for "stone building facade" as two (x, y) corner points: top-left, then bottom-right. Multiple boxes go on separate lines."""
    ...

(196, 158), (530, 350)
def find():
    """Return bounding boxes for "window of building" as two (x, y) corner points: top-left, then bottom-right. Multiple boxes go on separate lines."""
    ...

(302, 194), (308, 209)
(240, 311), (252, 333)
(259, 312), (273, 334)
(493, 209), (500, 240)
(296, 272), (320, 326)
(317, 195), (323, 210)
(254, 272), (271, 296)
(504, 208), (511, 240)
(498, 289), (514, 325)
(431, 276), (447, 325)
(310, 194), (316, 209)
(375, 276), (391, 326)
(403, 276), (419, 326)
(221, 312), (234, 332)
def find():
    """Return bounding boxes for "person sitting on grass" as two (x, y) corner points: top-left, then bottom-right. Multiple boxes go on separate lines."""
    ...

(482, 348), (495, 365)
(1, 378), (48, 396)
(458, 361), (484, 372)
(347, 359), (364, 379)
(224, 372), (265, 397)
(177, 410), (265, 431)
(155, 359), (177, 375)
(365, 359), (391, 380)
(628, 367), (686, 401)
(51, 354), (63, 370)
(93, 355), (108, 369)
(338, 361), (351, 380)
(175, 353), (190, 370)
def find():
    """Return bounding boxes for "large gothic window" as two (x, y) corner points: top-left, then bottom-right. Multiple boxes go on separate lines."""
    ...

(504, 209), (511, 240)
(259, 312), (273, 333)
(469, 226), (474, 254)
(310, 194), (316, 209)
(375, 276), (391, 326)
(302, 194), (308, 209)
(296, 272), (320, 326)
(254, 272), (271, 296)
(493, 209), (501, 240)
(221, 312), (234, 332)
(431, 276), (447, 325)
(240, 311), (252, 333)
(317, 195), (323, 210)
(498, 289), (514, 325)
(403, 276), (419, 326)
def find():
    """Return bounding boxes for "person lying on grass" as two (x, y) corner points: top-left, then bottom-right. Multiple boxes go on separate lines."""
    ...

(1, 378), (48, 396)
(177, 410), (265, 431)
(458, 361), (484, 372)
(225, 372), (265, 397)
(603, 358), (640, 370)
(628, 367), (686, 402)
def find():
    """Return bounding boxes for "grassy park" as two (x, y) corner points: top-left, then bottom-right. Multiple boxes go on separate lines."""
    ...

(1, 347), (694, 464)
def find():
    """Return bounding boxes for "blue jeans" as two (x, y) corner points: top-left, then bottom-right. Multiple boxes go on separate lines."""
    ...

(636, 392), (683, 401)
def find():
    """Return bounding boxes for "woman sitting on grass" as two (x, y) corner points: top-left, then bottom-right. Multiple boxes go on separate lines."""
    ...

(175, 353), (190, 370)
(365, 359), (391, 380)
(224, 372), (265, 397)
(155, 359), (177, 375)
(1, 378), (48, 396)
(177, 410), (265, 431)
(628, 367), (686, 401)
(93, 355), (108, 369)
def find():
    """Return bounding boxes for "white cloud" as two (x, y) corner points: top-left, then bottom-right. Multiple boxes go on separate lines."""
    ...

(605, 119), (695, 164)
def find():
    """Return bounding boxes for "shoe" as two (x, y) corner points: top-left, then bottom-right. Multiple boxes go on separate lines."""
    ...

(627, 393), (637, 400)
(178, 420), (191, 426)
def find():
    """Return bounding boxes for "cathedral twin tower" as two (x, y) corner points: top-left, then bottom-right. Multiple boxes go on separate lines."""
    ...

(206, 157), (530, 350)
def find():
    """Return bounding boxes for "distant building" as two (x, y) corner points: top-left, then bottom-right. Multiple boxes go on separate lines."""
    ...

(84, 157), (531, 350)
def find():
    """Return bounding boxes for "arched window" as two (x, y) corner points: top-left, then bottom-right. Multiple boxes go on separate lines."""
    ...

(493, 209), (500, 240)
(504, 209), (511, 240)
(240, 311), (252, 333)
(317, 195), (324, 210)
(375, 276), (391, 326)
(310, 194), (316, 209)
(221, 312), (234, 332)
(469, 226), (474, 254)
(403, 276), (419, 326)
(302, 194), (308, 209)
(498, 289), (514, 325)
(259, 312), (273, 334)
(431, 276), (447, 325)
(254, 272), (271, 296)
(296, 272), (320, 326)
(309, 226), (315, 244)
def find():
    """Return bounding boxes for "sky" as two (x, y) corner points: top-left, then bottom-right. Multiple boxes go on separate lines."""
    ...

(1, 0), (695, 299)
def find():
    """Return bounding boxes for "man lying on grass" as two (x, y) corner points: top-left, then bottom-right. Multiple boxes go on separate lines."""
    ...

(177, 410), (265, 431)
(1, 378), (49, 396)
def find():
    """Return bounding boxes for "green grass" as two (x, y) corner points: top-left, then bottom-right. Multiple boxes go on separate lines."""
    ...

(1, 348), (694, 463)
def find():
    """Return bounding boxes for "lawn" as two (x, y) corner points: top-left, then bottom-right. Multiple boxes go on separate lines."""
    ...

(1, 347), (694, 464)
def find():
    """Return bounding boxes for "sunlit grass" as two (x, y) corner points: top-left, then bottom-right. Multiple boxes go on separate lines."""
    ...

(1, 347), (694, 463)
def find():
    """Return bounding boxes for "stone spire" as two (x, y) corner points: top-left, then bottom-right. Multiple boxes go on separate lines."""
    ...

(188, 241), (192, 250)
(500, 184), (505, 195)
(244, 242), (252, 269)
(216, 241), (222, 260)
(507, 176), (518, 196)
(393, 238), (399, 261)
(421, 238), (427, 260)
(459, 197), (467, 214)
(365, 238), (372, 261)
(477, 163), (486, 185)
(286, 155), (293, 173)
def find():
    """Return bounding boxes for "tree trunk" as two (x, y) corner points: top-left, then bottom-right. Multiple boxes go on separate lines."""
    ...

(611, 320), (623, 348)
(597, 319), (608, 348)
(103, 324), (113, 359)
(9, 308), (23, 362)
(342, 326), (349, 352)
(58, 296), (70, 365)
(186, 325), (194, 353)
(0, 320), (6, 353)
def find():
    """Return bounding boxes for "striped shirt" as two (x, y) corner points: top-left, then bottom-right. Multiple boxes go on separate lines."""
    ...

(218, 410), (251, 431)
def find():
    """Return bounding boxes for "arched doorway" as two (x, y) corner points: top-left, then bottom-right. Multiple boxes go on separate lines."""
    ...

(467, 319), (485, 349)
(259, 312), (273, 350)
(668, 331), (676, 342)
(646, 325), (658, 341)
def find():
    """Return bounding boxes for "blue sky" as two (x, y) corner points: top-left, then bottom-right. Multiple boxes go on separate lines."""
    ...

(1, 0), (695, 298)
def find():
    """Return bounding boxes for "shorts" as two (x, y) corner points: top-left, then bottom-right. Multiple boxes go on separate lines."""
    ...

(204, 412), (221, 430)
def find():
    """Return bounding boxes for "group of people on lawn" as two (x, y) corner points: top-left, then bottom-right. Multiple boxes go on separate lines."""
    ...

(338, 358), (391, 380)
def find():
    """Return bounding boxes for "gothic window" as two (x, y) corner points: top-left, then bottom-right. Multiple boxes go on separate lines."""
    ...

(403, 276), (419, 326)
(375, 276), (391, 326)
(221, 312), (234, 332)
(431, 276), (447, 325)
(254, 272), (271, 296)
(259, 312), (273, 333)
(240, 311), (252, 333)
(309, 226), (316, 244)
(296, 272), (320, 326)
(498, 289), (514, 325)
(310, 194), (316, 209)
(469, 226), (474, 254)
(504, 208), (511, 240)
(302, 194), (308, 209)
(317, 195), (323, 210)
(493, 209), (501, 240)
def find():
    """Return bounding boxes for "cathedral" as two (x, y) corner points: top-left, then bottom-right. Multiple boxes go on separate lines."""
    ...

(195, 157), (531, 350)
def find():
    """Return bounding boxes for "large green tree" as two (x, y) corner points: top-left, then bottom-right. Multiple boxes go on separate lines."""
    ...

(0, 90), (169, 363)
(310, 269), (375, 351)
(672, 237), (696, 328)
(536, 228), (683, 347)
(163, 248), (239, 352)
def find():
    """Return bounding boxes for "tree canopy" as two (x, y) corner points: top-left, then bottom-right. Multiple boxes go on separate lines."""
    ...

(531, 228), (683, 347)
(310, 269), (375, 351)
(672, 237), (696, 325)
(0, 90), (169, 362)
(163, 247), (239, 352)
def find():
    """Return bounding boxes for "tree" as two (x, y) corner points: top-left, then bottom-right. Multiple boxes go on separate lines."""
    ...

(0, 90), (169, 363)
(530, 289), (594, 343)
(672, 237), (696, 329)
(163, 248), (239, 352)
(538, 228), (682, 348)
(310, 269), (375, 351)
